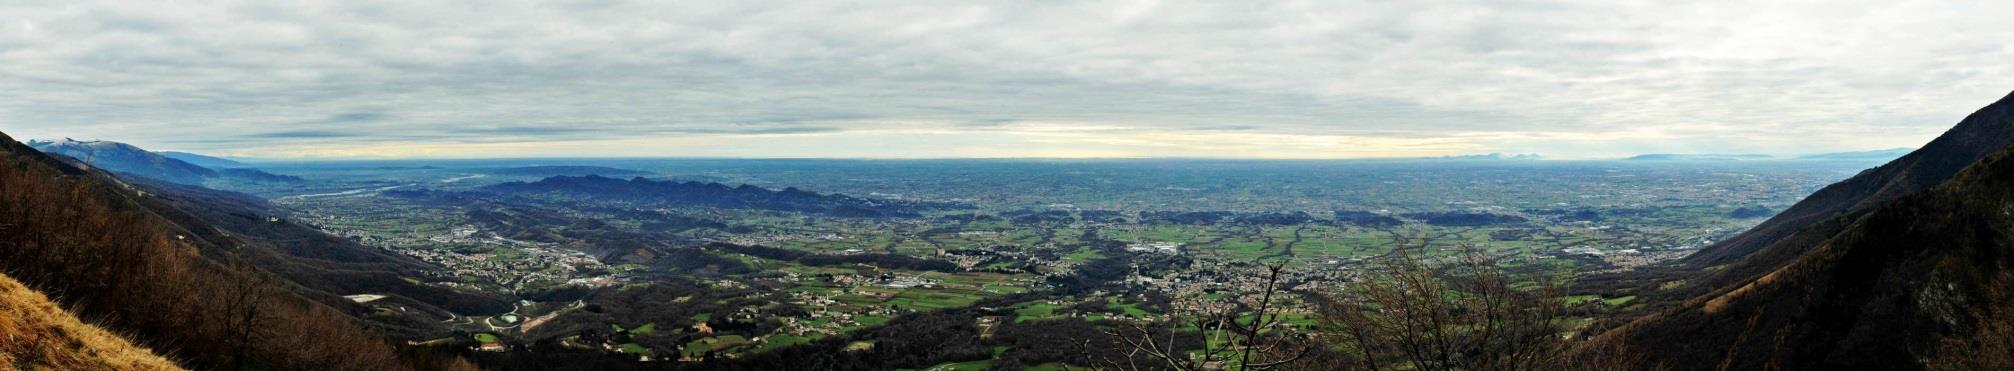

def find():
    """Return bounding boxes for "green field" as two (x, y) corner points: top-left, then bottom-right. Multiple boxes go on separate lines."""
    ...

(683, 335), (751, 357)
(1014, 302), (1061, 322)
(1106, 297), (1152, 318)
(618, 343), (649, 355)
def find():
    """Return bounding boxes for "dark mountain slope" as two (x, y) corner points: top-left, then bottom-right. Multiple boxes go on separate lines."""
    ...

(0, 132), (474, 370)
(30, 139), (304, 184)
(1590, 92), (2014, 369)
(1667, 91), (2014, 293)
(1596, 134), (2014, 370)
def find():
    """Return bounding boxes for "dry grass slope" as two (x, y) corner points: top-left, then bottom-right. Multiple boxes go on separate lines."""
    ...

(0, 273), (182, 371)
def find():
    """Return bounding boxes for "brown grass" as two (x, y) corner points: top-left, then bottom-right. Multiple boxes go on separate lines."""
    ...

(0, 273), (183, 371)
(1702, 262), (1788, 314)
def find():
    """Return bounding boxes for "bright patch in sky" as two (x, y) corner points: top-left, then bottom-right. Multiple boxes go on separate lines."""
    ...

(1, 0), (2009, 159)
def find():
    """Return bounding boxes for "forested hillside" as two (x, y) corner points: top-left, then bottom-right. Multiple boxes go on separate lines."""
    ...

(0, 132), (474, 371)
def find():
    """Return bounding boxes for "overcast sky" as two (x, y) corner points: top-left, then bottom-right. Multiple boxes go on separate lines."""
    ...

(2, 0), (2010, 159)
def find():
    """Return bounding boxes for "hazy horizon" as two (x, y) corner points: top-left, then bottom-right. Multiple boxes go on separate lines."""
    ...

(17, 136), (1918, 162)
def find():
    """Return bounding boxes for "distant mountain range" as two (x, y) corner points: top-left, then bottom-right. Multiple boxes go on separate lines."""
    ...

(1436, 153), (1542, 160)
(26, 138), (218, 183)
(158, 151), (251, 168)
(1625, 148), (1915, 162)
(26, 139), (298, 184)
(1792, 147), (1915, 160)
(1624, 153), (1776, 161)
(482, 175), (969, 217)
(480, 165), (654, 177)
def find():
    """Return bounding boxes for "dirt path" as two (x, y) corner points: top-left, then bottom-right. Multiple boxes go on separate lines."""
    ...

(519, 300), (586, 334)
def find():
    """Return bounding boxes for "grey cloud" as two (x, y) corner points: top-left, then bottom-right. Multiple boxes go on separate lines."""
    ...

(448, 125), (595, 136)
(249, 130), (360, 139)
(0, 0), (2008, 158)
(1190, 125), (1262, 132)
(666, 126), (844, 135)
(956, 119), (1020, 128)
(327, 111), (388, 123)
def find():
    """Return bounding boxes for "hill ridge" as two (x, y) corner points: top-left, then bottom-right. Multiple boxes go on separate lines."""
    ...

(1592, 90), (2014, 369)
(1676, 90), (2014, 282)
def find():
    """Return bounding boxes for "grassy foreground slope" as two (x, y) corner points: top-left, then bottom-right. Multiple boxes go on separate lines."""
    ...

(0, 273), (181, 371)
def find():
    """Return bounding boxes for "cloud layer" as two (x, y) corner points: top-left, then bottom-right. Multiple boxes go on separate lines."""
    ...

(2, 0), (2010, 158)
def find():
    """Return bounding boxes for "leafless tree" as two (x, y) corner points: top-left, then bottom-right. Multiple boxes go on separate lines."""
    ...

(1314, 241), (1566, 371)
(1086, 261), (1311, 371)
(217, 257), (276, 371)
